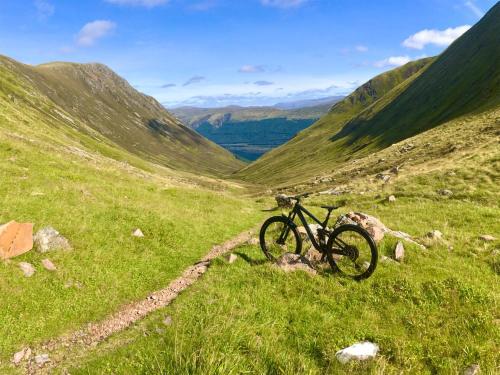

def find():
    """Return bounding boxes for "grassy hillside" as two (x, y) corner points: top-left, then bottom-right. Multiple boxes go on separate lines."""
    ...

(239, 2), (500, 186)
(0, 52), (267, 372)
(237, 58), (433, 183)
(68, 110), (499, 373)
(0, 56), (243, 176)
(171, 100), (341, 161)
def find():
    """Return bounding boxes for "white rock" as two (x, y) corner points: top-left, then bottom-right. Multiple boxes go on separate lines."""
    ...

(132, 228), (144, 237)
(42, 259), (57, 271)
(394, 241), (404, 261)
(426, 230), (443, 240)
(463, 364), (480, 375)
(12, 347), (31, 364)
(336, 342), (379, 364)
(388, 195), (396, 202)
(226, 253), (238, 264)
(34, 353), (50, 366)
(19, 262), (35, 277)
(34, 227), (71, 252)
(162, 316), (173, 326)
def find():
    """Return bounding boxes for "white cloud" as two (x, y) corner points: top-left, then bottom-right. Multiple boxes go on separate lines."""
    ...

(105, 0), (169, 7)
(464, 1), (484, 17)
(261, 0), (309, 8)
(402, 25), (471, 50)
(355, 45), (368, 52)
(374, 56), (411, 68)
(238, 64), (266, 73)
(34, 0), (54, 20)
(77, 20), (117, 47)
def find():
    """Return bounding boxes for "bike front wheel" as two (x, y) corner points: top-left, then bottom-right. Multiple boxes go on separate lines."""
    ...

(326, 224), (378, 280)
(259, 216), (302, 261)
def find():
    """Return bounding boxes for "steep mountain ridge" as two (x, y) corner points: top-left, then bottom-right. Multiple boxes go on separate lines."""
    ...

(0, 56), (243, 176)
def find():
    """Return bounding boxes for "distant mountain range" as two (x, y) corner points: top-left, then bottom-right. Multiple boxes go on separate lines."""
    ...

(171, 96), (343, 161)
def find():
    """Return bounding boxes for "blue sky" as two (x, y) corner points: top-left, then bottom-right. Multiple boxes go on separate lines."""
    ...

(0, 0), (496, 107)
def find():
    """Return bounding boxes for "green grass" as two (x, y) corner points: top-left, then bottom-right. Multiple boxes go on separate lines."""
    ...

(70, 186), (500, 374)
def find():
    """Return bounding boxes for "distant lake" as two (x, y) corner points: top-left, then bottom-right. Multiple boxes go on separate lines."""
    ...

(195, 118), (317, 161)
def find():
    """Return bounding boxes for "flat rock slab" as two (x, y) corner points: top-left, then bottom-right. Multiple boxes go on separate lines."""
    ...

(0, 221), (34, 259)
(336, 341), (379, 364)
(19, 262), (36, 277)
(34, 227), (71, 253)
(42, 259), (57, 271)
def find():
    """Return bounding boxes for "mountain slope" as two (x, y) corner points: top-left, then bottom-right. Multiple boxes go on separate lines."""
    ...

(0, 56), (243, 176)
(239, 3), (500, 186)
(237, 57), (433, 182)
(171, 99), (341, 161)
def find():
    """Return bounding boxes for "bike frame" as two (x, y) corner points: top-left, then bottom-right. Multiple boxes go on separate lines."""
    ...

(280, 201), (331, 252)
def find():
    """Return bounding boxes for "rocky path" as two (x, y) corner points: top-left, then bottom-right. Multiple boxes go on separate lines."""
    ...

(20, 229), (255, 374)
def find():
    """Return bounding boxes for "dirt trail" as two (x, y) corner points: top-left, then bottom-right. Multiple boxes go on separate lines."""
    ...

(19, 229), (255, 374)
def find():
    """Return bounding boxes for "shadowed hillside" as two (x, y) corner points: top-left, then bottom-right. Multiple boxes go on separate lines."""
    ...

(0, 56), (243, 176)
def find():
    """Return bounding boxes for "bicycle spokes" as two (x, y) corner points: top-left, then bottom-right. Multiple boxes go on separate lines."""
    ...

(331, 230), (374, 277)
(263, 221), (299, 260)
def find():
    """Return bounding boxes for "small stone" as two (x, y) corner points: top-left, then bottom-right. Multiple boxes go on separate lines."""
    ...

(394, 241), (404, 261)
(162, 316), (173, 326)
(438, 189), (453, 196)
(19, 262), (35, 277)
(463, 364), (480, 375)
(275, 194), (293, 208)
(426, 230), (443, 240)
(390, 166), (400, 174)
(30, 192), (45, 196)
(34, 227), (71, 253)
(336, 342), (379, 364)
(387, 195), (396, 203)
(41, 259), (57, 271)
(479, 235), (495, 242)
(132, 228), (144, 237)
(12, 348), (28, 365)
(225, 253), (237, 264)
(34, 353), (50, 366)
(276, 253), (316, 275)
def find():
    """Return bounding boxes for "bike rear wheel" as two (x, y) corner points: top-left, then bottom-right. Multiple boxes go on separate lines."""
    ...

(326, 224), (378, 280)
(259, 216), (302, 261)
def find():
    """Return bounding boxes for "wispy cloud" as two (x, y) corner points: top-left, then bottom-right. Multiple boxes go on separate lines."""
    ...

(261, 0), (309, 8)
(161, 83), (176, 88)
(402, 25), (470, 50)
(464, 0), (484, 17)
(355, 45), (368, 52)
(77, 20), (117, 47)
(254, 80), (274, 86)
(189, 0), (218, 11)
(183, 75), (206, 86)
(238, 64), (266, 73)
(104, 0), (169, 7)
(34, 0), (54, 20)
(374, 55), (411, 68)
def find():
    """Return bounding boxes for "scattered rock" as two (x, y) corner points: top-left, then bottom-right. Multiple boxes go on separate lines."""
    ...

(19, 262), (35, 277)
(12, 347), (31, 365)
(426, 230), (443, 240)
(336, 212), (387, 242)
(162, 316), (173, 326)
(41, 259), (57, 271)
(390, 166), (400, 174)
(34, 227), (71, 253)
(387, 195), (396, 203)
(318, 187), (350, 195)
(304, 248), (324, 265)
(479, 235), (496, 242)
(275, 194), (293, 208)
(225, 253), (238, 264)
(336, 341), (379, 364)
(276, 253), (316, 275)
(375, 173), (391, 183)
(463, 364), (480, 375)
(30, 191), (45, 197)
(247, 237), (259, 245)
(399, 143), (415, 153)
(438, 189), (453, 196)
(446, 171), (456, 176)
(132, 228), (144, 238)
(297, 224), (322, 241)
(394, 241), (404, 261)
(0, 221), (34, 259)
(34, 353), (50, 366)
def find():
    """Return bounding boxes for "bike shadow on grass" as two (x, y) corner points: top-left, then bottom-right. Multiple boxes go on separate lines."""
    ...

(233, 251), (268, 266)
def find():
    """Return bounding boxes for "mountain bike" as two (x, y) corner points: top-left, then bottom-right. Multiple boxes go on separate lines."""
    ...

(259, 192), (378, 280)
